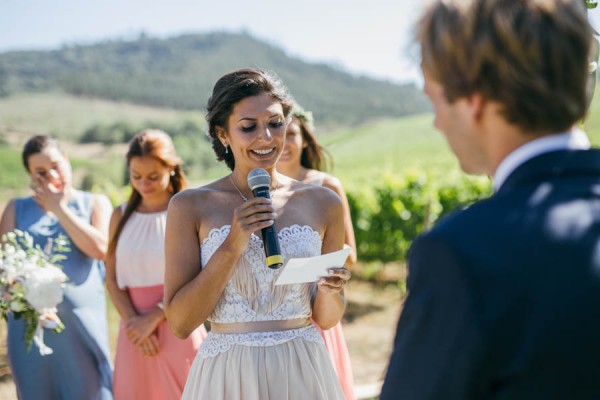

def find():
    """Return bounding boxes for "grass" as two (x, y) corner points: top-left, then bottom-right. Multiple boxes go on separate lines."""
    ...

(0, 147), (28, 189)
(0, 92), (205, 141)
(322, 113), (459, 190)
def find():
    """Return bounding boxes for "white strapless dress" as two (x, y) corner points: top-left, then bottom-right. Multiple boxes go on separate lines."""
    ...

(181, 225), (345, 399)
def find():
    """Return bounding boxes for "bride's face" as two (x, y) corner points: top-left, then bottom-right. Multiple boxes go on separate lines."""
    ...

(219, 92), (288, 172)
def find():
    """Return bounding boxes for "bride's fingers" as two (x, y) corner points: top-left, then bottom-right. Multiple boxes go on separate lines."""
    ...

(235, 202), (275, 221)
(327, 267), (351, 281)
(320, 277), (346, 288)
(317, 276), (349, 293)
(243, 213), (276, 227)
(245, 219), (275, 232)
(232, 200), (277, 233)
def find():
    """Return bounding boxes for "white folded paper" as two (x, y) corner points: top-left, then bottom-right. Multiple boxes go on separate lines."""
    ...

(274, 248), (351, 286)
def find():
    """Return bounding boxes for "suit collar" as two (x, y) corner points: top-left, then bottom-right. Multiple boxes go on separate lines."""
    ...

(493, 129), (590, 191)
(496, 149), (600, 195)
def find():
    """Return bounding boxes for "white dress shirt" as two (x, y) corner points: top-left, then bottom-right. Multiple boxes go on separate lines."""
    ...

(493, 128), (591, 192)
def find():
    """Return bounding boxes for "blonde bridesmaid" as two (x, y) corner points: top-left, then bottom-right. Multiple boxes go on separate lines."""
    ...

(277, 105), (356, 400)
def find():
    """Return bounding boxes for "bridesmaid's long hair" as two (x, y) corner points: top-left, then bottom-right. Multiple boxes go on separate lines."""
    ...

(107, 129), (186, 256)
(291, 109), (332, 172)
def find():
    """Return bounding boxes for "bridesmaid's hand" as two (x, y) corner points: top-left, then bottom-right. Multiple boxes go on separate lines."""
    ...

(137, 334), (160, 356)
(125, 314), (161, 345)
(225, 197), (276, 253)
(31, 172), (65, 213)
(317, 267), (351, 294)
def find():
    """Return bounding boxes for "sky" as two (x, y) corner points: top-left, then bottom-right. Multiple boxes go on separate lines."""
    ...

(0, 0), (426, 84)
(3, 1), (600, 86)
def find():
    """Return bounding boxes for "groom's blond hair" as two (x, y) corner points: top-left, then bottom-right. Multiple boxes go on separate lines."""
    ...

(417, 0), (593, 133)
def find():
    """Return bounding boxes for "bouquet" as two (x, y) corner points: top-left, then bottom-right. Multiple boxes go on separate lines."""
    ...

(0, 229), (69, 355)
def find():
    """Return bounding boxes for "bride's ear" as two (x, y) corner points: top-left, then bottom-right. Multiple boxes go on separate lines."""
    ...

(215, 126), (230, 149)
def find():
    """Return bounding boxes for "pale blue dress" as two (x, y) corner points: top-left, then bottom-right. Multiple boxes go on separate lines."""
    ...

(8, 190), (113, 399)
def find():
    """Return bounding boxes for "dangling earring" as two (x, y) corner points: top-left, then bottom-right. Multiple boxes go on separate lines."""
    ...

(224, 144), (229, 155)
(170, 170), (175, 176)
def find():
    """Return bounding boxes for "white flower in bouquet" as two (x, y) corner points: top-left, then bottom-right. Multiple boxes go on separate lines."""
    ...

(0, 229), (69, 355)
(23, 263), (66, 311)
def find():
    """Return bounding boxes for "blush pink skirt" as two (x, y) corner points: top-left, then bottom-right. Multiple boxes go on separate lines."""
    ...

(113, 285), (207, 400)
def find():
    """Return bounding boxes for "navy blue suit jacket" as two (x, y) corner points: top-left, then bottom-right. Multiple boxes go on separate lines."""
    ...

(381, 149), (600, 399)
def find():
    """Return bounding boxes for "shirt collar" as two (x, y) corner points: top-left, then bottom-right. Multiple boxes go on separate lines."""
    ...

(493, 128), (591, 192)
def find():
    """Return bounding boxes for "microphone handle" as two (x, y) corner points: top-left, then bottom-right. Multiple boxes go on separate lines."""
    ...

(252, 187), (283, 269)
(261, 223), (283, 269)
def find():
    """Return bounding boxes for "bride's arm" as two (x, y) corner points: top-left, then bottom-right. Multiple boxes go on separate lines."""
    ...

(164, 190), (275, 338)
(312, 191), (350, 330)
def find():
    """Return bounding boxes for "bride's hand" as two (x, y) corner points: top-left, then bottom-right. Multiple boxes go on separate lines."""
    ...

(317, 267), (351, 294)
(225, 197), (276, 253)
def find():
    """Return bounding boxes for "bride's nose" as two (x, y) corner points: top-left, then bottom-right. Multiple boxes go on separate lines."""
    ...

(259, 125), (273, 141)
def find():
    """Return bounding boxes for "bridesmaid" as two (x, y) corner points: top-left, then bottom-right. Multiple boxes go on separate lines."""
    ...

(277, 105), (357, 400)
(105, 130), (206, 400)
(0, 135), (114, 399)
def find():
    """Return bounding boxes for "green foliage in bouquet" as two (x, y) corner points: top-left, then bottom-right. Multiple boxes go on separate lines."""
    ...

(0, 230), (69, 352)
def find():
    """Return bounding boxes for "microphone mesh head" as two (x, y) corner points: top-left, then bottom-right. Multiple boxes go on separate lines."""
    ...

(247, 168), (271, 190)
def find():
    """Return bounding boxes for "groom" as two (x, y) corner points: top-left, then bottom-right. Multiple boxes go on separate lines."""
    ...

(381, 0), (600, 399)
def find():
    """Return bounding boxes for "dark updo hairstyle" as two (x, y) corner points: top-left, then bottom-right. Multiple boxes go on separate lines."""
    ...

(206, 68), (294, 170)
(291, 105), (332, 172)
(22, 135), (63, 172)
(108, 129), (186, 256)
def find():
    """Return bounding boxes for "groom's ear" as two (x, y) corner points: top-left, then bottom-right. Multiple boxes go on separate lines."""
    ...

(465, 93), (487, 123)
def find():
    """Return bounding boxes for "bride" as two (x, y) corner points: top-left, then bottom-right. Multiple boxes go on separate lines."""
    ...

(164, 68), (349, 399)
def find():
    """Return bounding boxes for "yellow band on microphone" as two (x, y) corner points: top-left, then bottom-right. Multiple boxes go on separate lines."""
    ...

(266, 255), (284, 266)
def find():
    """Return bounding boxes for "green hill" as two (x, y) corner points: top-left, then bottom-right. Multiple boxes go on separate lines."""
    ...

(0, 32), (429, 126)
(0, 92), (204, 141)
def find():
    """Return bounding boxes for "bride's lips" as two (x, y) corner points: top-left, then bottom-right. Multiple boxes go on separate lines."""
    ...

(250, 147), (276, 158)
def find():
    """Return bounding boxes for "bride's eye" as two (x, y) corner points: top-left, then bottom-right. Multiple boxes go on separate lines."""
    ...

(270, 121), (285, 129)
(241, 125), (256, 133)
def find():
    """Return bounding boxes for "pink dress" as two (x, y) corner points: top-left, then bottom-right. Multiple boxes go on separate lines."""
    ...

(113, 210), (207, 400)
(308, 174), (356, 400)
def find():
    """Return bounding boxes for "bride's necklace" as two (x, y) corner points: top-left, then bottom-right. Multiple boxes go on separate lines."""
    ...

(229, 175), (249, 202)
(229, 174), (280, 202)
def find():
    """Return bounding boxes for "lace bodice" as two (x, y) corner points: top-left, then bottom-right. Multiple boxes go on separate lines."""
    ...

(198, 224), (325, 358)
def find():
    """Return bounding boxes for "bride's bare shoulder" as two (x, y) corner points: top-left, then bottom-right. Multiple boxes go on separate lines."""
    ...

(169, 178), (230, 213)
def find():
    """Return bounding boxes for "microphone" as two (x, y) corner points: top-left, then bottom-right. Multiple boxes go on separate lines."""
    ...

(247, 168), (283, 269)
